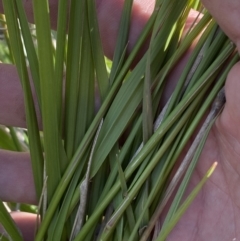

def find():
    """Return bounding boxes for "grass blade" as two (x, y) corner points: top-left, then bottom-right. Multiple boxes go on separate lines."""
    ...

(74, 8), (95, 151)
(87, 0), (109, 101)
(32, 0), (62, 203)
(0, 127), (18, 151)
(143, 51), (153, 143)
(64, 0), (86, 159)
(15, 0), (41, 107)
(70, 119), (103, 240)
(156, 162), (218, 241)
(8, 127), (23, 151)
(109, 0), (133, 85)
(54, 0), (68, 128)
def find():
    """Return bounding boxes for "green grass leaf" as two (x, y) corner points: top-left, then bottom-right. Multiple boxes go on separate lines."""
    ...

(87, 0), (109, 101)
(109, 0), (133, 85)
(156, 162), (218, 241)
(32, 0), (63, 203)
(64, 0), (86, 159)
(15, 0), (41, 107)
(54, 0), (68, 129)
(0, 127), (17, 151)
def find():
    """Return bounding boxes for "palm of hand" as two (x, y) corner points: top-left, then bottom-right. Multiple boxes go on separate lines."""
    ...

(167, 63), (240, 241)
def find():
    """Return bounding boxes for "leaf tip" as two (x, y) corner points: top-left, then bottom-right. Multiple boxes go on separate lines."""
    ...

(207, 161), (218, 177)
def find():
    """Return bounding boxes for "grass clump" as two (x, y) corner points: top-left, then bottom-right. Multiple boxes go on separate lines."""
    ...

(0, 0), (238, 240)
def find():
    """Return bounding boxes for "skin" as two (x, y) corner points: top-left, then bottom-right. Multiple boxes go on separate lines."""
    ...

(202, 0), (240, 52)
(0, 0), (240, 240)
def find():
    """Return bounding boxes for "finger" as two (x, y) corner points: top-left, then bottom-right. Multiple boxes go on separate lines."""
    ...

(0, 7), (200, 128)
(0, 0), (59, 30)
(0, 1), (154, 128)
(0, 64), (40, 128)
(0, 150), (37, 204)
(97, 0), (154, 59)
(0, 0), (154, 59)
(0, 212), (37, 241)
(0, 64), (27, 128)
(213, 62), (240, 184)
(11, 212), (37, 241)
(201, 0), (240, 52)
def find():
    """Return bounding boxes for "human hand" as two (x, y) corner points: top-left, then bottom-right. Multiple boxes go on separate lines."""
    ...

(165, 1), (240, 239)
(202, 0), (240, 52)
(0, 1), (240, 241)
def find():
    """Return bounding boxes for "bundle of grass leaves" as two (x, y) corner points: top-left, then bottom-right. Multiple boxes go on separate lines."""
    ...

(0, 0), (239, 240)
